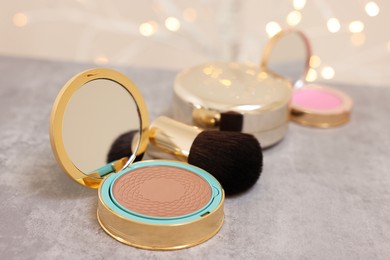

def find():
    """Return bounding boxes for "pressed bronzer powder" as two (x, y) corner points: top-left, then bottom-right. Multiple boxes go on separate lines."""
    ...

(290, 84), (352, 128)
(112, 166), (212, 217)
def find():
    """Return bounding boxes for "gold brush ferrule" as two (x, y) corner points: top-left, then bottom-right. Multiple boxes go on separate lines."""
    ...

(147, 116), (202, 161)
(192, 106), (221, 128)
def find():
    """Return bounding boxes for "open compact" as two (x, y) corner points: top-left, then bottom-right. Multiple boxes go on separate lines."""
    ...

(49, 68), (224, 250)
(261, 29), (353, 128)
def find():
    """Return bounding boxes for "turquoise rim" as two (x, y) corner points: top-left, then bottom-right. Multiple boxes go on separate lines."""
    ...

(100, 160), (223, 225)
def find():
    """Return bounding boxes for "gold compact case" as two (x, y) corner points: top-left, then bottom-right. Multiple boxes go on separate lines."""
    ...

(49, 68), (224, 250)
(289, 84), (353, 127)
(172, 62), (292, 148)
(262, 29), (353, 127)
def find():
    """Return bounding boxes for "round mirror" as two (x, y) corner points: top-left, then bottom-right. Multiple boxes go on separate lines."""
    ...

(62, 79), (139, 172)
(50, 69), (149, 188)
(261, 29), (311, 87)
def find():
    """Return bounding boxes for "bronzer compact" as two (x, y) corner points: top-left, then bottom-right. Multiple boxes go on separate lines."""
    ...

(261, 29), (353, 128)
(49, 68), (224, 250)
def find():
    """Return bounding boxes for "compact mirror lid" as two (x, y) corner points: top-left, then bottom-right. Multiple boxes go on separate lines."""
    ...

(50, 68), (149, 188)
(261, 29), (312, 88)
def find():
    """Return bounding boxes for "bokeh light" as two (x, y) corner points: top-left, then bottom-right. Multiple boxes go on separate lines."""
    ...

(265, 22), (281, 38)
(286, 11), (302, 26)
(310, 55), (321, 68)
(321, 66), (335, 79)
(13, 12), (28, 27)
(139, 21), (158, 36)
(293, 0), (306, 10)
(365, 2), (380, 17)
(351, 33), (366, 46)
(306, 68), (318, 82)
(349, 21), (364, 33)
(94, 55), (109, 65)
(165, 17), (181, 31)
(327, 18), (340, 33)
(183, 8), (197, 22)
(386, 41), (390, 52)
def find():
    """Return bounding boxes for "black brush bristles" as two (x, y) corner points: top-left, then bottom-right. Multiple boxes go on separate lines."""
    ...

(107, 130), (144, 163)
(219, 111), (243, 132)
(188, 131), (263, 196)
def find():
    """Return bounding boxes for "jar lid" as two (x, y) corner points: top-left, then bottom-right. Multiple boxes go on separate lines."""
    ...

(175, 62), (292, 112)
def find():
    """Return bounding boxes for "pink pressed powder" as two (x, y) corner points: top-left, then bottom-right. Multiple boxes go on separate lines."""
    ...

(289, 84), (353, 127)
(292, 88), (342, 110)
(112, 166), (212, 217)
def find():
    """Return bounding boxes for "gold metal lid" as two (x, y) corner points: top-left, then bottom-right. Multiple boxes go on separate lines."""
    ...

(290, 84), (353, 127)
(260, 28), (312, 88)
(49, 68), (149, 188)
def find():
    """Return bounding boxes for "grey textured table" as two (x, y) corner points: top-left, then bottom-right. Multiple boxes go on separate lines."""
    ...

(1, 56), (389, 259)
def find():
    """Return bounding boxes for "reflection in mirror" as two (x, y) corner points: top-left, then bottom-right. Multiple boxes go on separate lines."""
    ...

(62, 79), (139, 174)
(107, 129), (144, 164)
(262, 30), (311, 87)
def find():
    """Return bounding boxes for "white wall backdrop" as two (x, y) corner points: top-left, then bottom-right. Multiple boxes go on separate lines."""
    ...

(1, 0), (389, 86)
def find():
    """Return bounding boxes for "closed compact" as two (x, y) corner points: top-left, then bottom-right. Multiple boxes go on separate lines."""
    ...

(49, 68), (224, 250)
(172, 62), (292, 148)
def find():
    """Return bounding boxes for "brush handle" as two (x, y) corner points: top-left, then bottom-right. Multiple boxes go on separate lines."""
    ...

(147, 116), (201, 161)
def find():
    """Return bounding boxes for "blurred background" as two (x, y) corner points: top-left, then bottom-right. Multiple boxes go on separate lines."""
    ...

(1, 0), (389, 86)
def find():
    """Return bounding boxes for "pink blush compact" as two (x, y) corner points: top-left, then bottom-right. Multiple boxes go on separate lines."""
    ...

(290, 84), (353, 127)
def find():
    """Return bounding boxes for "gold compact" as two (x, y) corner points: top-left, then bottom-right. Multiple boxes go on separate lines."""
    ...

(289, 84), (352, 127)
(172, 63), (292, 148)
(50, 68), (224, 250)
(262, 29), (353, 127)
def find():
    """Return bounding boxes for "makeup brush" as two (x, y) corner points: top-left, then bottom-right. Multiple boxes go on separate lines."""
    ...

(107, 130), (144, 164)
(148, 116), (262, 195)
